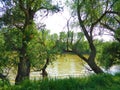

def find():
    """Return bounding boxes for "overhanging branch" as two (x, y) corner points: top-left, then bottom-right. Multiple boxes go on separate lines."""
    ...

(100, 22), (115, 32)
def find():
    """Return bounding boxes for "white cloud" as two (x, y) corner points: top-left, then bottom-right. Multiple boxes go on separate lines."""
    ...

(44, 11), (70, 34)
(34, 0), (114, 41)
(34, 0), (71, 34)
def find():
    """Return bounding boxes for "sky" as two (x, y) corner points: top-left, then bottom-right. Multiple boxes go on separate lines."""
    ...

(41, 0), (114, 41)
(44, 10), (70, 34)
(35, 12), (114, 41)
(0, 0), (114, 41)
(34, 0), (114, 41)
(35, 0), (70, 34)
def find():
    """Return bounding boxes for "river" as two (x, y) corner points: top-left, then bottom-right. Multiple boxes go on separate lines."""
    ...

(30, 54), (93, 80)
(8, 54), (120, 84)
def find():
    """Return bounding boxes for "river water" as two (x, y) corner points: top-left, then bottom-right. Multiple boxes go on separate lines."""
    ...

(30, 54), (93, 80)
(9, 54), (120, 84)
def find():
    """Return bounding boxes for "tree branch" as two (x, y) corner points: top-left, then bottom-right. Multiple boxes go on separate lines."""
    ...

(91, 12), (107, 30)
(100, 22), (115, 32)
(106, 11), (120, 16)
(77, 0), (90, 40)
(114, 17), (120, 24)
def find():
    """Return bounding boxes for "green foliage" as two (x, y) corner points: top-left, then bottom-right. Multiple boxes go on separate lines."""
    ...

(113, 0), (120, 11)
(0, 29), (19, 74)
(1, 0), (59, 27)
(27, 34), (46, 69)
(2, 73), (120, 90)
(70, 0), (104, 26)
(2, 28), (22, 51)
(0, 0), (60, 83)
(97, 42), (120, 69)
(57, 31), (87, 53)
(24, 22), (38, 42)
(59, 31), (67, 42)
(56, 31), (67, 52)
(115, 28), (120, 40)
(0, 79), (10, 87)
(73, 41), (90, 55)
(73, 32), (90, 54)
(27, 29), (58, 70)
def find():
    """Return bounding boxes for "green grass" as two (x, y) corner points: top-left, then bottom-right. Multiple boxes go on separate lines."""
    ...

(1, 73), (120, 90)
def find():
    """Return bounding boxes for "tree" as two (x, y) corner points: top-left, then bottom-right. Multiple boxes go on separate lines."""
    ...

(27, 29), (58, 78)
(99, 0), (120, 42)
(58, 31), (67, 52)
(94, 0), (120, 71)
(73, 32), (90, 55)
(0, 0), (59, 84)
(0, 28), (19, 84)
(68, 0), (111, 74)
(97, 42), (120, 69)
(0, 31), (9, 81)
(58, 31), (76, 52)
(69, 0), (120, 74)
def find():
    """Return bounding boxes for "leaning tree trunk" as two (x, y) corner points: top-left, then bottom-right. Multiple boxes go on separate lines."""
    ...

(87, 59), (103, 74)
(87, 51), (103, 74)
(76, 0), (104, 74)
(75, 50), (104, 74)
(73, 39), (104, 74)
(85, 41), (104, 74)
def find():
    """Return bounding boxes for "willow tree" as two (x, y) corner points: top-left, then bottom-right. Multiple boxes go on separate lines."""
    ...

(95, 0), (120, 68)
(70, 0), (120, 74)
(68, 0), (110, 74)
(100, 0), (120, 42)
(0, 0), (59, 84)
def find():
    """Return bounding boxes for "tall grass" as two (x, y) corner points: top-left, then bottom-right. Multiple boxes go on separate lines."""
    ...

(2, 73), (120, 90)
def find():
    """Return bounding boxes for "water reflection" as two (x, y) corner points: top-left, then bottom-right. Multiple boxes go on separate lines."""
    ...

(46, 54), (90, 78)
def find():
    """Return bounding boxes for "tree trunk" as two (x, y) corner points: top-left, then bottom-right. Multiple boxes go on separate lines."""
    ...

(73, 40), (104, 74)
(87, 43), (104, 73)
(15, 41), (30, 84)
(15, 8), (34, 84)
(87, 60), (103, 74)
(15, 58), (30, 84)
(76, 51), (104, 74)
(41, 58), (49, 78)
(41, 69), (48, 78)
(86, 44), (103, 74)
(76, 0), (104, 74)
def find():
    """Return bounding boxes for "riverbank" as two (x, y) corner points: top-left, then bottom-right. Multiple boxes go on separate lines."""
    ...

(1, 73), (120, 90)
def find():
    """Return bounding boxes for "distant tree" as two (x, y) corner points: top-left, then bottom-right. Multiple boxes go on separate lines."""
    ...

(73, 32), (87, 53)
(58, 31), (67, 52)
(66, 31), (74, 51)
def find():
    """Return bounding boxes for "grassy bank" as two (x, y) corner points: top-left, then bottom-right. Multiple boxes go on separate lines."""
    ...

(1, 73), (120, 90)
